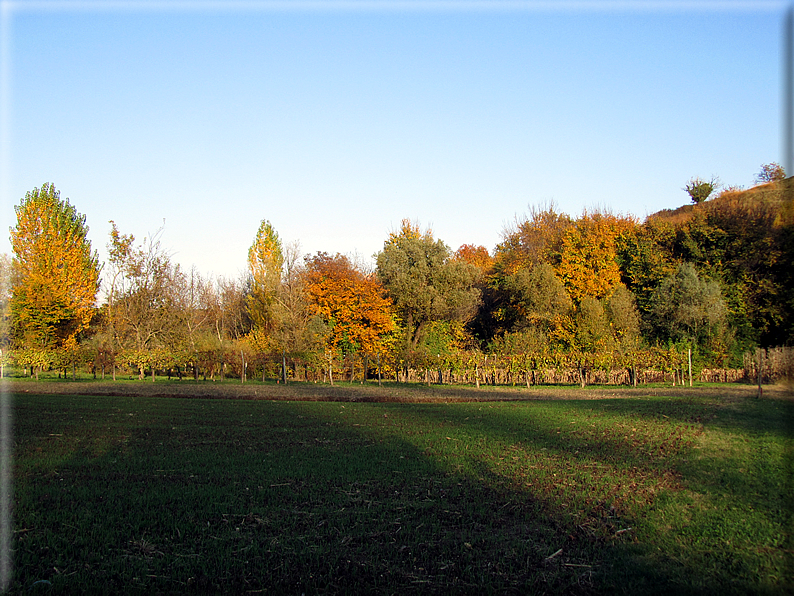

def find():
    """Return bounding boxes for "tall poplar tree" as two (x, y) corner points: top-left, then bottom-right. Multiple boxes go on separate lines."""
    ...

(10, 183), (100, 350)
(247, 220), (284, 332)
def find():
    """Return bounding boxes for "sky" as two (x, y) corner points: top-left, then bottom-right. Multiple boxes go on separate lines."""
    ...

(0, 0), (789, 290)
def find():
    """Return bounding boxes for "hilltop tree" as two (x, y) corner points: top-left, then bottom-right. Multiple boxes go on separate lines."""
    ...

(684, 176), (719, 204)
(753, 162), (786, 185)
(9, 183), (100, 350)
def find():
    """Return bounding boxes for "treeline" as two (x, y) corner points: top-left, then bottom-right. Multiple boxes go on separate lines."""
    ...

(3, 169), (792, 384)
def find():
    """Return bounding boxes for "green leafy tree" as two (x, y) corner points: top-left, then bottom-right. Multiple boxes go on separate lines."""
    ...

(503, 263), (573, 345)
(376, 220), (480, 354)
(684, 176), (719, 204)
(9, 183), (100, 350)
(649, 263), (729, 348)
(606, 284), (643, 383)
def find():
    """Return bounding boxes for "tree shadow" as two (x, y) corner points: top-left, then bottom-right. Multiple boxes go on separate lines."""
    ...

(10, 392), (791, 594)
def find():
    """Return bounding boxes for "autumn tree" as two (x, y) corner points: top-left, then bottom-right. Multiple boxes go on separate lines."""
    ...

(247, 219), (284, 333)
(0, 255), (12, 347)
(494, 203), (573, 275)
(754, 162), (786, 185)
(9, 183), (100, 350)
(105, 222), (185, 379)
(376, 220), (480, 354)
(453, 244), (493, 273)
(305, 252), (394, 359)
(555, 211), (637, 303)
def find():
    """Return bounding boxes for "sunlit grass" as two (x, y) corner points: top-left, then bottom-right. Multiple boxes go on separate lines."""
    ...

(9, 389), (792, 594)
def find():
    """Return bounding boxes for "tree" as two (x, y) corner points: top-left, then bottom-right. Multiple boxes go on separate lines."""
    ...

(9, 183), (100, 350)
(271, 242), (327, 361)
(555, 211), (636, 302)
(376, 220), (480, 351)
(503, 263), (573, 344)
(105, 222), (184, 379)
(453, 244), (493, 272)
(606, 284), (643, 383)
(494, 203), (573, 274)
(0, 254), (12, 347)
(305, 252), (394, 358)
(247, 220), (284, 332)
(649, 262), (729, 347)
(684, 176), (719, 204)
(753, 162), (786, 185)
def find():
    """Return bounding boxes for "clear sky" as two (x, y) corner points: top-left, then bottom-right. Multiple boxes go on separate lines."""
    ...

(0, 1), (788, 290)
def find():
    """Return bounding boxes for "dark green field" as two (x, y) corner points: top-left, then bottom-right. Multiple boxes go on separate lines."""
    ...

(6, 383), (793, 594)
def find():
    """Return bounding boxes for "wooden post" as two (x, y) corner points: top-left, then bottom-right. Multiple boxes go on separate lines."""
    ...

(241, 349), (245, 383)
(688, 348), (692, 387)
(757, 348), (763, 398)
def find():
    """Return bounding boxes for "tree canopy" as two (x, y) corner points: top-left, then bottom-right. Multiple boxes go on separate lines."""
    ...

(10, 183), (100, 350)
(376, 220), (480, 351)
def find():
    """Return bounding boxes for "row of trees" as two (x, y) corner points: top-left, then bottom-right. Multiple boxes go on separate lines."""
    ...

(3, 166), (791, 383)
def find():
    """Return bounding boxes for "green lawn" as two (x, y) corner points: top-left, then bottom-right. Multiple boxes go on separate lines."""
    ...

(7, 387), (793, 594)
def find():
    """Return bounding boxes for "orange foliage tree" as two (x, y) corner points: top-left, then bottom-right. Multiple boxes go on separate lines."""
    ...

(453, 244), (493, 272)
(304, 253), (395, 360)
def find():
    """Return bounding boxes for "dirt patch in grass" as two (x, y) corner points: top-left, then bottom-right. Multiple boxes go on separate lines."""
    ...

(5, 378), (790, 402)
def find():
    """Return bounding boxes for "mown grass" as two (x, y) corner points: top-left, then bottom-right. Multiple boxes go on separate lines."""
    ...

(7, 386), (793, 594)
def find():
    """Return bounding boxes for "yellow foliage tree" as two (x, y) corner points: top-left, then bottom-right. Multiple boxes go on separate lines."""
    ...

(555, 212), (637, 302)
(10, 183), (100, 350)
(247, 219), (284, 332)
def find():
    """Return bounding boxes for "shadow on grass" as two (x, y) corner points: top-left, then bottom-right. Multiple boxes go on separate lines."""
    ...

(379, 397), (792, 595)
(11, 393), (792, 595)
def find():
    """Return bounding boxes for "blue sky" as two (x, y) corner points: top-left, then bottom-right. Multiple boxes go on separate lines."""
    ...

(0, 1), (788, 288)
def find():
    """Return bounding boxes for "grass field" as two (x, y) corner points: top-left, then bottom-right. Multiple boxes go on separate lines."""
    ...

(5, 381), (793, 594)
